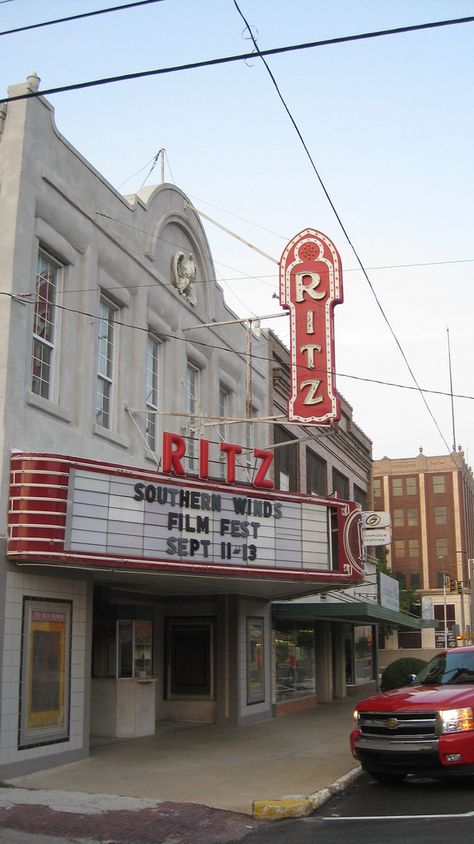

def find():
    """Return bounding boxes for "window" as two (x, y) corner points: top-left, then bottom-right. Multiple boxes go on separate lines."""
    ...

(184, 363), (199, 471)
(436, 537), (449, 559)
(353, 485), (367, 509)
(410, 572), (420, 589)
(392, 478), (403, 497)
(96, 298), (116, 429)
(274, 426), (298, 491)
(394, 540), (405, 559)
(406, 477), (417, 496)
(433, 474), (446, 494)
(394, 571), (406, 587)
(31, 251), (61, 399)
(332, 469), (349, 500)
(407, 508), (418, 526)
(218, 384), (230, 479)
(145, 337), (160, 452)
(408, 538), (419, 558)
(372, 477), (382, 499)
(393, 509), (404, 527)
(306, 450), (327, 496)
(244, 406), (256, 482)
(434, 506), (447, 525)
(247, 617), (265, 705)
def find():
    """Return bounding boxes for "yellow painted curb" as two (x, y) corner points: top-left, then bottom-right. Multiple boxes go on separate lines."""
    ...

(253, 798), (313, 820)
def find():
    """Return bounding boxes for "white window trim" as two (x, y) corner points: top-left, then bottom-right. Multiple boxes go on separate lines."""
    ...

(31, 249), (63, 404)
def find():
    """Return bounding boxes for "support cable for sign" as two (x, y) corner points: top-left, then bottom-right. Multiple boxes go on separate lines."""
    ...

(232, 0), (457, 459)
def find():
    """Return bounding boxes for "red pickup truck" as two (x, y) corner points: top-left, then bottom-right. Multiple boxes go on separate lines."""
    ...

(350, 645), (474, 783)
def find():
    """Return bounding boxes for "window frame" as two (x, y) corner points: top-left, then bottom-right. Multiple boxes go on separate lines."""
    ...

(96, 297), (117, 430)
(184, 362), (200, 472)
(145, 335), (160, 452)
(31, 249), (62, 401)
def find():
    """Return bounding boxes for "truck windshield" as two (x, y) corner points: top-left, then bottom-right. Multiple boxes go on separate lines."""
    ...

(415, 651), (474, 685)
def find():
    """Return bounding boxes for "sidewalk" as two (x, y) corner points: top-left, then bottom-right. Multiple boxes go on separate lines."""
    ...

(0, 697), (362, 842)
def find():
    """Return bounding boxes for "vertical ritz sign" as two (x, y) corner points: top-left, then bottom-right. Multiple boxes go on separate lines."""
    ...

(280, 229), (343, 425)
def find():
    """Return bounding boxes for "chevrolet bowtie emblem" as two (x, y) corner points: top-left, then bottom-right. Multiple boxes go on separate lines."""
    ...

(385, 718), (400, 729)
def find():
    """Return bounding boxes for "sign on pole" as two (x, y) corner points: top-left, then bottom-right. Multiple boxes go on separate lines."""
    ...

(279, 229), (343, 425)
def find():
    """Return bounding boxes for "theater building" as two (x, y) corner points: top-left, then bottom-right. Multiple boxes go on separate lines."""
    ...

(0, 76), (367, 778)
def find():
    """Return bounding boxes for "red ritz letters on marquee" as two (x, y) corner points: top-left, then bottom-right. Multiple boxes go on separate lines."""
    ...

(279, 229), (343, 425)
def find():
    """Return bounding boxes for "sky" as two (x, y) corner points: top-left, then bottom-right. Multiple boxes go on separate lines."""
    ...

(1, 0), (473, 462)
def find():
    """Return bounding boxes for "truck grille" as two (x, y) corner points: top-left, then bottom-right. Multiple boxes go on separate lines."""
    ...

(359, 711), (438, 739)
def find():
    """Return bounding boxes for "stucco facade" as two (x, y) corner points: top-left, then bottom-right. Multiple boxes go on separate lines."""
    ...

(0, 77), (367, 778)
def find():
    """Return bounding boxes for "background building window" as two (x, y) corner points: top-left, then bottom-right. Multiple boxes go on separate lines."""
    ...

(332, 468), (349, 500)
(407, 508), (418, 526)
(372, 478), (382, 499)
(406, 477), (417, 495)
(306, 450), (327, 496)
(436, 537), (449, 559)
(408, 538), (419, 558)
(434, 506), (447, 525)
(392, 478), (403, 497)
(31, 251), (60, 399)
(433, 474), (446, 494)
(353, 485), (367, 509)
(410, 572), (420, 589)
(393, 509), (404, 527)
(96, 298), (115, 429)
(394, 540), (405, 559)
(145, 336), (160, 452)
(274, 426), (298, 491)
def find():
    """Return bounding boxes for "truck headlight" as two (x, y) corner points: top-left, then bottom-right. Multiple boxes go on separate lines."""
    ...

(352, 709), (360, 729)
(439, 707), (474, 734)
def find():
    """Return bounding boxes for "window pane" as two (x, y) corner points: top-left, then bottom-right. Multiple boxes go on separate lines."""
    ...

(434, 506), (447, 525)
(392, 478), (403, 497)
(146, 337), (159, 451)
(96, 300), (115, 428)
(306, 450), (327, 496)
(407, 508), (418, 526)
(433, 474), (446, 494)
(406, 477), (417, 495)
(31, 252), (59, 399)
(393, 509), (404, 527)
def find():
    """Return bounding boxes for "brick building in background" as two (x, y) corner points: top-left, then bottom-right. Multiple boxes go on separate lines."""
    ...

(373, 449), (474, 649)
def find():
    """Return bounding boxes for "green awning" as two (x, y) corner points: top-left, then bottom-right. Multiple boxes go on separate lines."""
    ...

(272, 601), (436, 630)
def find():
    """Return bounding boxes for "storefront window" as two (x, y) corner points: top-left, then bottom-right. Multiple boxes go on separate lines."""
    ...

(353, 625), (375, 683)
(92, 619), (153, 679)
(247, 617), (265, 704)
(274, 621), (315, 702)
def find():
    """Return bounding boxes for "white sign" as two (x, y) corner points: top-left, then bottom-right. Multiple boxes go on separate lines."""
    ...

(379, 571), (400, 612)
(65, 469), (336, 572)
(361, 527), (392, 546)
(361, 511), (391, 529)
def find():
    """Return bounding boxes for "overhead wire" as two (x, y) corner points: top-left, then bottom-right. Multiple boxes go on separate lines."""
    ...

(232, 0), (461, 458)
(2, 290), (472, 402)
(2, 15), (474, 104)
(0, 0), (165, 37)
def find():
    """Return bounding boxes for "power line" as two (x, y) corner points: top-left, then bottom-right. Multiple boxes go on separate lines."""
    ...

(2, 15), (474, 104)
(0, 0), (165, 38)
(232, 0), (460, 458)
(2, 291), (472, 402)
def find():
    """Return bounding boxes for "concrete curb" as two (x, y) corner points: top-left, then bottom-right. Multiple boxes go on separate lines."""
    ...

(252, 765), (362, 820)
